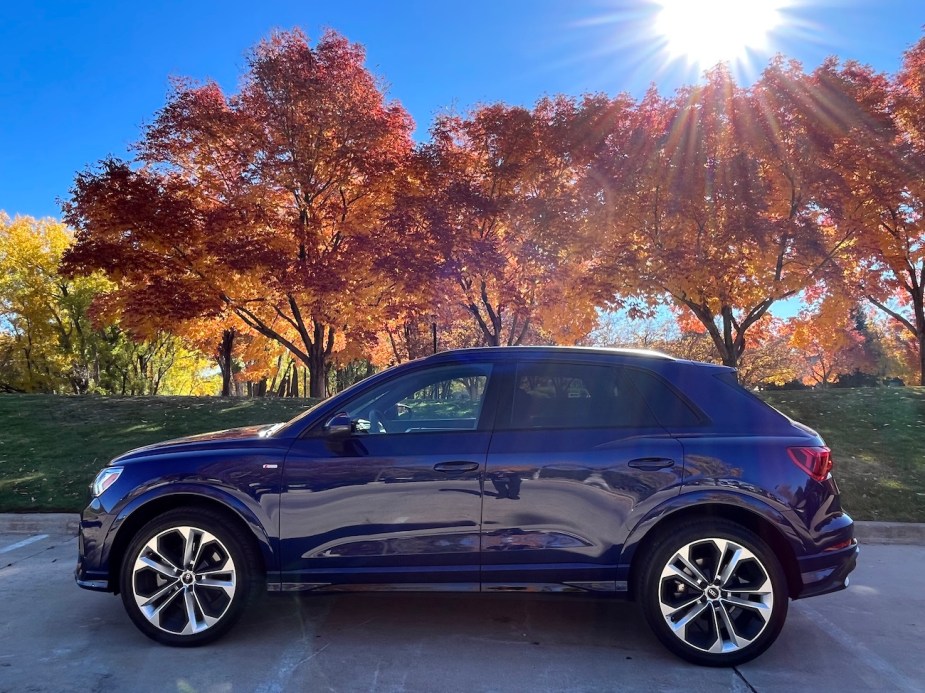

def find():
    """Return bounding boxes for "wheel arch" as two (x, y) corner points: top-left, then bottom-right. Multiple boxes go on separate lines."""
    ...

(624, 500), (803, 600)
(106, 490), (274, 594)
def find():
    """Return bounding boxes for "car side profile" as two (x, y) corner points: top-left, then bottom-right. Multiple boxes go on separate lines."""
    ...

(76, 346), (858, 666)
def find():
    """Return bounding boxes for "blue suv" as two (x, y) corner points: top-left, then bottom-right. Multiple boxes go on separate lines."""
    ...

(76, 347), (857, 666)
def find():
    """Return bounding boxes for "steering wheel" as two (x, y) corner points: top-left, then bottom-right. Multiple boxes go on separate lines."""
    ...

(368, 408), (388, 434)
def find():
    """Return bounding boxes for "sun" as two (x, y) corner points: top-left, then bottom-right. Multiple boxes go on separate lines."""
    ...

(655, 0), (785, 68)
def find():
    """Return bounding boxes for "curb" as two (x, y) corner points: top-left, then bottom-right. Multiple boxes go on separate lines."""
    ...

(853, 521), (925, 546)
(0, 513), (80, 536)
(0, 514), (923, 546)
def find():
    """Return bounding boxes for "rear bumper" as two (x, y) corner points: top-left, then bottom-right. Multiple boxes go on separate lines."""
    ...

(794, 540), (859, 599)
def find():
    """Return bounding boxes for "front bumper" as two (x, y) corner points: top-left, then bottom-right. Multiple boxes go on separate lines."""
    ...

(75, 498), (114, 592)
(794, 540), (859, 599)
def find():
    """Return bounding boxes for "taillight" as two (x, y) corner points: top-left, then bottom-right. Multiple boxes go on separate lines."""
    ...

(788, 446), (833, 482)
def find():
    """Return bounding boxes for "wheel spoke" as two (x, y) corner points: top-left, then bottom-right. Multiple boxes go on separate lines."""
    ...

(669, 600), (710, 633)
(675, 550), (710, 586)
(180, 527), (199, 570)
(717, 601), (751, 650)
(729, 576), (773, 595)
(181, 588), (200, 634)
(197, 553), (232, 575)
(663, 562), (702, 591)
(136, 578), (180, 610)
(197, 576), (235, 597)
(191, 531), (218, 570)
(659, 594), (702, 620)
(707, 604), (724, 653)
(192, 588), (220, 629)
(140, 583), (183, 623)
(722, 594), (772, 618)
(718, 543), (744, 587)
(137, 553), (178, 578)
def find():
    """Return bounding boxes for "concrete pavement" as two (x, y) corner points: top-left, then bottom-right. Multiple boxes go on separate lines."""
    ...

(0, 533), (922, 692)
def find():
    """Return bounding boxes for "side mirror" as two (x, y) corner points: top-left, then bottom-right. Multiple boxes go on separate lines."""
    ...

(324, 412), (354, 438)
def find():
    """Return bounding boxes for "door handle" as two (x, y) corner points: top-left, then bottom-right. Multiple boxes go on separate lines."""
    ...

(433, 461), (480, 473)
(627, 457), (676, 471)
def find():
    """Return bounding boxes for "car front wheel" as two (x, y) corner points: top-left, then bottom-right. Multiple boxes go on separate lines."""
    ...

(119, 508), (259, 646)
(638, 520), (789, 666)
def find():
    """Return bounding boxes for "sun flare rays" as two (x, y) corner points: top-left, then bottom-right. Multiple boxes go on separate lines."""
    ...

(655, 0), (786, 69)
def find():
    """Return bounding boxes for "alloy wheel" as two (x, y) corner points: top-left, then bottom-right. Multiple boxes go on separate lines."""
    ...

(131, 525), (237, 636)
(657, 537), (774, 655)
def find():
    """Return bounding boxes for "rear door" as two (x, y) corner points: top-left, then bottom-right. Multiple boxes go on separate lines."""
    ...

(481, 359), (686, 591)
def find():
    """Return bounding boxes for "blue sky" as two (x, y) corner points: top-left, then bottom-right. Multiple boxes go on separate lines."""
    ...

(2, 0), (924, 220)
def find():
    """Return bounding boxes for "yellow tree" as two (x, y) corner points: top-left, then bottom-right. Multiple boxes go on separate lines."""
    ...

(0, 214), (109, 392)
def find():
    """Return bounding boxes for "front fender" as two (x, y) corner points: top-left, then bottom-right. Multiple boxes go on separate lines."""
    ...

(103, 481), (277, 579)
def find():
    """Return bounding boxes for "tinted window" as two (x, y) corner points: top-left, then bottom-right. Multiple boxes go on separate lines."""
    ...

(624, 369), (703, 428)
(343, 364), (492, 434)
(505, 362), (661, 429)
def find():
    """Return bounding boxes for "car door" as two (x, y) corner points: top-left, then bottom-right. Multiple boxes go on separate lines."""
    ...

(279, 361), (498, 590)
(481, 359), (687, 592)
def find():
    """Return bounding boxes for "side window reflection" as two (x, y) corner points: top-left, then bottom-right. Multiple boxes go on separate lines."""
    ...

(344, 365), (492, 434)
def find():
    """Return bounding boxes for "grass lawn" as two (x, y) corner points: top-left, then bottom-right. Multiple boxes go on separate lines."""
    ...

(762, 388), (925, 523)
(0, 388), (922, 521)
(0, 395), (317, 512)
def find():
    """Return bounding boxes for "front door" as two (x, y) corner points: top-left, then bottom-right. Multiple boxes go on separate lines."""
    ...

(279, 362), (496, 590)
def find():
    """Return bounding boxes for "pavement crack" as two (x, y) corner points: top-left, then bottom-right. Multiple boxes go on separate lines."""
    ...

(733, 666), (758, 692)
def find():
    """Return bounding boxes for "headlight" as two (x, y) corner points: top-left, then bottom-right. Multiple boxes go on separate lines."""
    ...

(91, 467), (123, 497)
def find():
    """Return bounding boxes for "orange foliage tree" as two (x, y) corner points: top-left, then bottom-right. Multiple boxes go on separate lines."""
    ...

(392, 98), (601, 347)
(590, 65), (857, 369)
(63, 29), (413, 397)
(788, 301), (872, 387)
(821, 43), (925, 384)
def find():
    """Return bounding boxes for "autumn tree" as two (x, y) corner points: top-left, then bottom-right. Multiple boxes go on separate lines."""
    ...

(591, 65), (855, 369)
(0, 213), (105, 392)
(63, 29), (414, 397)
(396, 98), (601, 347)
(789, 301), (872, 387)
(820, 43), (925, 384)
(0, 213), (213, 394)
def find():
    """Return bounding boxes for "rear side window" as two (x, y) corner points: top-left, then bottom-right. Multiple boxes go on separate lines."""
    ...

(623, 369), (704, 428)
(505, 361), (662, 429)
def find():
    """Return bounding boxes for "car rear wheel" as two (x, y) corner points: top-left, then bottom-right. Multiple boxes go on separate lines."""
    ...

(638, 520), (788, 666)
(119, 508), (260, 646)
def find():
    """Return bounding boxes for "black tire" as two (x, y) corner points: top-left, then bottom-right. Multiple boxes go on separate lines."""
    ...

(637, 519), (789, 666)
(119, 507), (261, 646)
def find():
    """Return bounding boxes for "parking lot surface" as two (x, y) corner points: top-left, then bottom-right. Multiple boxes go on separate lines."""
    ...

(0, 534), (921, 692)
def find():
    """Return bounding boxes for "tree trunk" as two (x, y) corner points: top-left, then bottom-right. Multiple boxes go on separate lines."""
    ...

(276, 360), (292, 397)
(867, 291), (925, 385)
(306, 320), (335, 398)
(308, 346), (326, 398)
(916, 295), (925, 386)
(217, 329), (235, 397)
(919, 332), (925, 387)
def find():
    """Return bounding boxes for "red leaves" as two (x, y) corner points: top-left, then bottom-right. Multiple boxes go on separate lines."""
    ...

(60, 26), (925, 389)
(65, 29), (416, 395)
